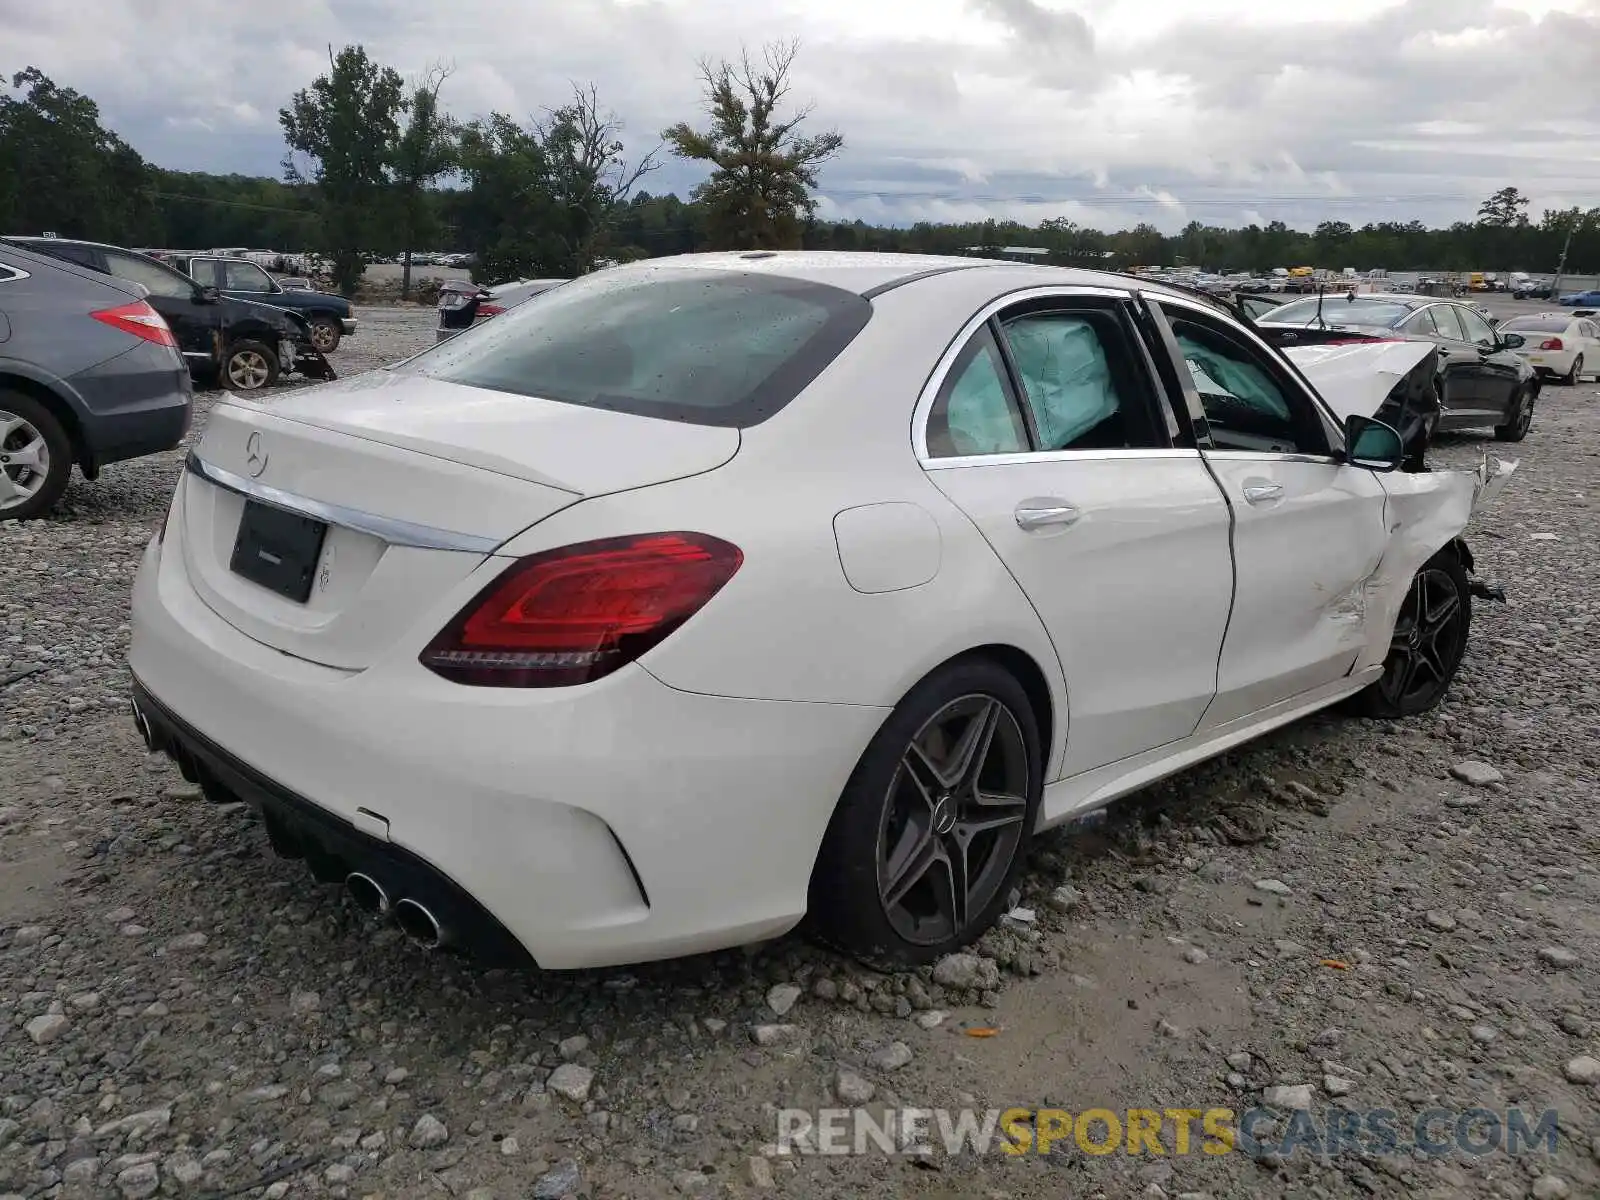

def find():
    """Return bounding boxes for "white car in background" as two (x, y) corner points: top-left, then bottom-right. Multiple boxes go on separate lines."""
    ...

(127, 253), (1514, 971)
(1494, 312), (1599, 385)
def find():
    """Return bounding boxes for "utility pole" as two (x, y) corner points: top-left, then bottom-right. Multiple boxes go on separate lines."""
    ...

(1551, 212), (1585, 299)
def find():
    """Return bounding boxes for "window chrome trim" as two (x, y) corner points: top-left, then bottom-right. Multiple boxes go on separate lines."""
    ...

(923, 447), (1202, 470)
(1200, 449), (1342, 466)
(185, 452), (501, 554)
(0, 264), (30, 283)
(912, 284), (1135, 464)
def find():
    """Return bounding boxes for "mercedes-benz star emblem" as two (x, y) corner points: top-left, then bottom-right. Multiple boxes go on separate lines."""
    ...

(244, 431), (268, 478)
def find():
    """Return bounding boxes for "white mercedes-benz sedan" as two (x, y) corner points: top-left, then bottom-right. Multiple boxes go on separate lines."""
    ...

(128, 252), (1513, 970)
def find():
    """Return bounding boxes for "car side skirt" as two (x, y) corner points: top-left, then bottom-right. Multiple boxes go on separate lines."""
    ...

(1038, 667), (1382, 828)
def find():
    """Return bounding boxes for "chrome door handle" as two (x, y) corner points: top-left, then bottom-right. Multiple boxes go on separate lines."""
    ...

(1014, 503), (1081, 530)
(1242, 483), (1283, 505)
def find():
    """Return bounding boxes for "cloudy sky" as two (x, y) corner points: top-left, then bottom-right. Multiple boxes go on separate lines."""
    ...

(5, 0), (1600, 232)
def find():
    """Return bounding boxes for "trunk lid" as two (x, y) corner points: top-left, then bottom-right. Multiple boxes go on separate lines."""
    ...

(180, 372), (739, 670)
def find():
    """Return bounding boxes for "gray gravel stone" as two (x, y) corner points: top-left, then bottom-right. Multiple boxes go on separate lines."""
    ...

(408, 1113), (449, 1148)
(835, 1067), (875, 1103)
(547, 1063), (594, 1102)
(1449, 760), (1504, 785)
(24, 1013), (69, 1044)
(532, 1159), (581, 1199)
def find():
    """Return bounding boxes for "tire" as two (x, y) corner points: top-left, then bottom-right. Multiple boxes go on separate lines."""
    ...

(1494, 385), (1534, 442)
(807, 656), (1043, 968)
(308, 317), (341, 353)
(1350, 546), (1471, 719)
(0, 389), (73, 522)
(222, 341), (280, 392)
(1562, 354), (1583, 386)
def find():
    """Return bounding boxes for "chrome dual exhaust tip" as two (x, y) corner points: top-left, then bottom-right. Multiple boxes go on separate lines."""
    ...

(393, 898), (445, 950)
(345, 872), (389, 915)
(130, 699), (154, 751)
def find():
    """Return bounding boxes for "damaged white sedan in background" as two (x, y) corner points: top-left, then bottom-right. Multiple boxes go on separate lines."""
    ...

(126, 252), (1515, 973)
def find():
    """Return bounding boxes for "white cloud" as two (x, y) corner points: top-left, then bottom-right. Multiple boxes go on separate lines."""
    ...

(5, 0), (1599, 232)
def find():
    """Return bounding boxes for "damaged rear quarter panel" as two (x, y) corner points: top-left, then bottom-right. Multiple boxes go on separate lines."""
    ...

(1354, 454), (1519, 673)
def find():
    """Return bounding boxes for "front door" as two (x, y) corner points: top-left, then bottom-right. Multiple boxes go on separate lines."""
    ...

(918, 293), (1235, 779)
(1151, 299), (1392, 728)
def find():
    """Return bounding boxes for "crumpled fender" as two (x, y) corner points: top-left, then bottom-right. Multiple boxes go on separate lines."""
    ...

(1282, 340), (1435, 422)
(1352, 452), (1519, 672)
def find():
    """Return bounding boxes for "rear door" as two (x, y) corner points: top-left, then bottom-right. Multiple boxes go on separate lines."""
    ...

(917, 287), (1236, 779)
(1146, 296), (1390, 727)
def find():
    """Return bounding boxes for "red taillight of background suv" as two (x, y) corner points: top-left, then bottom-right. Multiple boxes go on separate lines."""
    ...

(1538, 337), (1564, 351)
(91, 300), (178, 349)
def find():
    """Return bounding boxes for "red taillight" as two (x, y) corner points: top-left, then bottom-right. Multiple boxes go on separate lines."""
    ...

(476, 303), (506, 318)
(421, 532), (743, 687)
(91, 300), (177, 348)
(1538, 337), (1564, 351)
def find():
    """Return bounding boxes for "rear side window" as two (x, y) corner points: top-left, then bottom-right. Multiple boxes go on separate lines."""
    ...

(926, 327), (1030, 457)
(104, 251), (197, 300)
(401, 268), (872, 427)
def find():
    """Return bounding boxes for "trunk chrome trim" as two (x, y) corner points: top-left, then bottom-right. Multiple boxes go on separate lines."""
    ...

(184, 452), (502, 554)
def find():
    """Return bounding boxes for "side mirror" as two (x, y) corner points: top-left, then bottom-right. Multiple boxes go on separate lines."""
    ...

(1345, 415), (1405, 472)
(197, 286), (221, 304)
(1500, 332), (1525, 349)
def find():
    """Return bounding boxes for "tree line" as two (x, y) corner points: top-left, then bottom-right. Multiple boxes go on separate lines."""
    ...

(5, 58), (1599, 297)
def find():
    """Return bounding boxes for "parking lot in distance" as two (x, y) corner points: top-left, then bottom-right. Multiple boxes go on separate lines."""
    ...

(2, 300), (1599, 1200)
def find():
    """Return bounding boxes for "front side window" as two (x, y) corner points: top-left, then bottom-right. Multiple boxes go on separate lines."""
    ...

(104, 251), (198, 299)
(926, 326), (1030, 458)
(998, 310), (1143, 451)
(1456, 306), (1496, 346)
(224, 260), (273, 292)
(1168, 313), (1309, 454)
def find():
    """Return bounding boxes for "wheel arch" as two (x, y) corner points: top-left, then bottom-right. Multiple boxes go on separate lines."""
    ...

(0, 370), (92, 472)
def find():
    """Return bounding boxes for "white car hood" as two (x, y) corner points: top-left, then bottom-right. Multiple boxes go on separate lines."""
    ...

(1282, 339), (1435, 422)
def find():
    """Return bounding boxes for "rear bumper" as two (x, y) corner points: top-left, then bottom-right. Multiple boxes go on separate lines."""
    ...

(127, 529), (886, 969)
(130, 679), (529, 963)
(68, 343), (193, 467)
(340, 317), (358, 336)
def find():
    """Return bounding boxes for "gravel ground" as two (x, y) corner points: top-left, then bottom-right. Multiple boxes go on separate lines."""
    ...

(3, 304), (1598, 1200)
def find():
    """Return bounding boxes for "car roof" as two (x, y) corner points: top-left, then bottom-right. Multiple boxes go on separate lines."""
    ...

(0, 238), (144, 296)
(598, 250), (1276, 306)
(5, 235), (130, 253)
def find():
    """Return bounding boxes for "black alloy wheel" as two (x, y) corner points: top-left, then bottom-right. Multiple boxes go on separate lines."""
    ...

(808, 657), (1043, 967)
(1354, 548), (1471, 718)
(1495, 386), (1535, 441)
(876, 695), (1031, 947)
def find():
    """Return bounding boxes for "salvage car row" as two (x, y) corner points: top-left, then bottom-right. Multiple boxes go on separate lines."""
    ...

(0, 236), (356, 520)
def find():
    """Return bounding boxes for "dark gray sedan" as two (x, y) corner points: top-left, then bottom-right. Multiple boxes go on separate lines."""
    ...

(0, 241), (192, 520)
(1255, 292), (1540, 443)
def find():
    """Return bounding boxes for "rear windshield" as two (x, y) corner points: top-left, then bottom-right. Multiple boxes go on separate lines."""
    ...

(400, 267), (872, 427)
(1499, 316), (1569, 333)
(1260, 297), (1412, 327)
